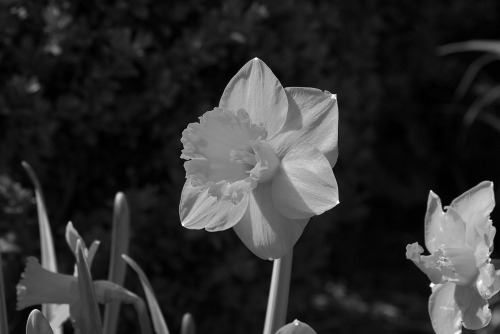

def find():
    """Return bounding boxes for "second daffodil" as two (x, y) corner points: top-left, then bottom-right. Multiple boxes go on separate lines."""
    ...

(180, 58), (339, 260)
(406, 181), (500, 334)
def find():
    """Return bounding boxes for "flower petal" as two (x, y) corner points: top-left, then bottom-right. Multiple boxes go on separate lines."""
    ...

(219, 58), (288, 137)
(233, 182), (308, 260)
(449, 181), (495, 248)
(425, 191), (466, 253)
(455, 284), (491, 330)
(476, 264), (500, 299)
(270, 87), (339, 166)
(428, 282), (462, 334)
(180, 180), (249, 231)
(271, 146), (338, 219)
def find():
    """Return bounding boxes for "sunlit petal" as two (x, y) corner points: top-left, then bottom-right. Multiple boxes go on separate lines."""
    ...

(219, 58), (288, 137)
(425, 191), (466, 253)
(272, 146), (338, 219)
(233, 182), (308, 260)
(270, 88), (338, 166)
(428, 283), (462, 334)
(455, 284), (491, 330)
(449, 181), (495, 249)
(180, 180), (250, 231)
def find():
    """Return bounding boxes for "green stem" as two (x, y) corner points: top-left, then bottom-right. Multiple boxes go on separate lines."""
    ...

(263, 249), (293, 334)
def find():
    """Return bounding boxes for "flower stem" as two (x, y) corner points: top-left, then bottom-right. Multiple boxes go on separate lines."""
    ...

(263, 249), (293, 334)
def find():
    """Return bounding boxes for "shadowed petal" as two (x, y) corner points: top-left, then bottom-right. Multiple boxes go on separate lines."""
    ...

(219, 58), (288, 137)
(233, 182), (308, 260)
(425, 192), (466, 254)
(455, 284), (491, 330)
(429, 283), (462, 334)
(180, 180), (249, 231)
(270, 88), (338, 166)
(449, 181), (495, 249)
(271, 146), (338, 219)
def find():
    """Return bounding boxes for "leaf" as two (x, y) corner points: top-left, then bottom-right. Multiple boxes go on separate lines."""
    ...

(181, 313), (196, 334)
(76, 240), (102, 334)
(122, 255), (170, 334)
(21, 162), (59, 331)
(103, 192), (131, 334)
(0, 251), (8, 334)
(26, 309), (54, 334)
(438, 40), (500, 56)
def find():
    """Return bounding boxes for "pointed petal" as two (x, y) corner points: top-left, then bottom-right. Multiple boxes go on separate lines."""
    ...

(180, 180), (249, 231)
(270, 88), (338, 166)
(425, 192), (466, 253)
(455, 284), (491, 330)
(233, 182), (308, 260)
(219, 58), (288, 137)
(428, 283), (462, 334)
(449, 181), (495, 248)
(271, 147), (338, 219)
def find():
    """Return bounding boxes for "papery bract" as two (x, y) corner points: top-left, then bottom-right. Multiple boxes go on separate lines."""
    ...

(406, 181), (500, 334)
(180, 58), (339, 259)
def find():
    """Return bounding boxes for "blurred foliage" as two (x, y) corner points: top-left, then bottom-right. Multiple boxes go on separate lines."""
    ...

(2, 0), (500, 333)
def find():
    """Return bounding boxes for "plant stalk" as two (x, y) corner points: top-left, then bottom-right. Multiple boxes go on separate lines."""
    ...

(263, 249), (293, 334)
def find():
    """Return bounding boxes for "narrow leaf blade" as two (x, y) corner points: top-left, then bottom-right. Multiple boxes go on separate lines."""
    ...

(76, 240), (102, 334)
(21, 162), (59, 331)
(122, 255), (170, 334)
(103, 192), (130, 334)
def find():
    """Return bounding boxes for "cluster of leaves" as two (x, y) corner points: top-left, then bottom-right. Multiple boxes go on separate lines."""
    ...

(2, 0), (500, 333)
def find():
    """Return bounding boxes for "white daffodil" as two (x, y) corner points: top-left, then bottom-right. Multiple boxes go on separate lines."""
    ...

(180, 58), (339, 259)
(406, 181), (500, 334)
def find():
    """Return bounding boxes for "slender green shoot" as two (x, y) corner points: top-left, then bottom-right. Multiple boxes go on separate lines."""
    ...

(22, 161), (59, 331)
(181, 313), (196, 334)
(76, 240), (102, 334)
(103, 192), (130, 334)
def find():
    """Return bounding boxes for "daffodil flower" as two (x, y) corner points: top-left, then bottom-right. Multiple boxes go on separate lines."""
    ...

(180, 58), (339, 259)
(406, 181), (500, 334)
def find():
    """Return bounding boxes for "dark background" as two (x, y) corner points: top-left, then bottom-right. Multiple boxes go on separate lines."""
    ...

(2, 0), (500, 333)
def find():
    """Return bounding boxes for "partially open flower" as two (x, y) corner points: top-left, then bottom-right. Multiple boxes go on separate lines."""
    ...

(406, 181), (500, 334)
(180, 58), (339, 259)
